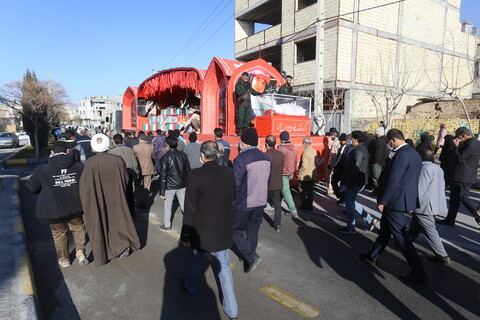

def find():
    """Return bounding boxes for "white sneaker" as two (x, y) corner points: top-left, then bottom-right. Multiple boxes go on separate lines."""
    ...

(76, 250), (89, 265)
(369, 219), (379, 232)
(58, 260), (70, 268)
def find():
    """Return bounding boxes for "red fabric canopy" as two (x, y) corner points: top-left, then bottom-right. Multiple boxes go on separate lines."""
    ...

(138, 68), (206, 100)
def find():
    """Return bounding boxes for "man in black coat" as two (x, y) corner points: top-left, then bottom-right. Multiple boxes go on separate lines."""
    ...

(180, 141), (238, 320)
(369, 127), (389, 195)
(338, 131), (378, 234)
(332, 133), (349, 205)
(26, 140), (88, 268)
(438, 127), (480, 226)
(360, 129), (427, 283)
(158, 136), (190, 231)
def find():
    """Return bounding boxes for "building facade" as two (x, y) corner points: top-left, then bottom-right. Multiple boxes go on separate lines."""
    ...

(77, 96), (122, 128)
(234, 0), (478, 131)
(473, 42), (480, 97)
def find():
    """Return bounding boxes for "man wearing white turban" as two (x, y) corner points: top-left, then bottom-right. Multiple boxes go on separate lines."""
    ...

(80, 134), (141, 266)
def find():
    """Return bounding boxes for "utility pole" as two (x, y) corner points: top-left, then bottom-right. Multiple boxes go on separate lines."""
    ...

(313, 0), (325, 135)
(41, 67), (57, 93)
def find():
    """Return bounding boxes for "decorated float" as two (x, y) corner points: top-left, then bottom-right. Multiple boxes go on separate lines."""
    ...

(121, 57), (330, 179)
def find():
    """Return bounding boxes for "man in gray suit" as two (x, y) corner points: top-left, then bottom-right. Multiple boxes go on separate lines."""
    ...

(409, 150), (450, 264)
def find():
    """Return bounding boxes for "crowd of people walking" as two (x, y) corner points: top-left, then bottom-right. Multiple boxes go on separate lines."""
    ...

(26, 124), (480, 319)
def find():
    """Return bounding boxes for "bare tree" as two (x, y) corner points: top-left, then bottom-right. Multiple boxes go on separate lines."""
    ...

(425, 32), (477, 130)
(361, 48), (423, 131)
(296, 84), (343, 135)
(0, 72), (68, 158)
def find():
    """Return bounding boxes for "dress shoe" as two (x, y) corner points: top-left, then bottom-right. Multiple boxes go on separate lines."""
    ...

(358, 253), (378, 266)
(474, 205), (480, 226)
(436, 219), (455, 226)
(179, 278), (195, 296)
(244, 256), (262, 273)
(338, 227), (356, 235)
(398, 273), (428, 284)
(427, 255), (451, 264)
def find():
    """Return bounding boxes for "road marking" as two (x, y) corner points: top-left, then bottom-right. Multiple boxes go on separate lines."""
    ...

(260, 285), (320, 318)
(17, 256), (34, 296)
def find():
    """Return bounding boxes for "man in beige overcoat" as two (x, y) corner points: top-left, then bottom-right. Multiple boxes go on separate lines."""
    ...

(297, 137), (317, 211)
(133, 134), (155, 208)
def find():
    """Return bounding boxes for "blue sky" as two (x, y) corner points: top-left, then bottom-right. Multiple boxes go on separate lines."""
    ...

(0, 0), (478, 104)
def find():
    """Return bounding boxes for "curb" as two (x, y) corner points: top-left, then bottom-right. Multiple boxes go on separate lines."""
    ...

(0, 145), (28, 165)
(5, 157), (48, 166)
(0, 175), (41, 320)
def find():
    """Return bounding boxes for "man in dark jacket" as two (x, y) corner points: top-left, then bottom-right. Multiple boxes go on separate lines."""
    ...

(265, 135), (284, 232)
(369, 127), (389, 195)
(360, 129), (427, 283)
(438, 127), (480, 226)
(180, 141), (238, 320)
(332, 133), (349, 205)
(159, 136), (190, 231)
(338, 131), (378, 234)
(26, 140), (88, 268)
(109, 134), (139, 216)
(76, 129), (95, 161)
(233, 128), (270, 273)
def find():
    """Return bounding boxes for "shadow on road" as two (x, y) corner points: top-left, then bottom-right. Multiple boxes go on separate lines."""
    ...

(160, 243), (222, 320)
(20, 178), (81, 320)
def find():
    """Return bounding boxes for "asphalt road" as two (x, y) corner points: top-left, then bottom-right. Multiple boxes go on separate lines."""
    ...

(14, 166), (480, 320)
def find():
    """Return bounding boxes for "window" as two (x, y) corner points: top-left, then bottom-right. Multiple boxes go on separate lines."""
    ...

(296, 37), (316, 63)
(475, 61), (480, 79)
(298, 0), (317, 10)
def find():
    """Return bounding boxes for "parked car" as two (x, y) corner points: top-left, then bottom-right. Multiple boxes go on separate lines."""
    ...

(0, 132), (20, 148)
(15, 131), (30, 146)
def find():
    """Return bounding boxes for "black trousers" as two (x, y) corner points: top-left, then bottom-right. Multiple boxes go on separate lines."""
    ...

(126, 174), (135, 217)
(331, 170), (344, 202)
(299, 180), (314, 208)
(445, 181), (477, 223)
(267, 190), (282, 227)
(367, 209), (426, 278)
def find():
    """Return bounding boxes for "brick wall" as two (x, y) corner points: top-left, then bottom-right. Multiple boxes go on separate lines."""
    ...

(355, 32), (397, 86)
(359, 0), (399, 34)
(295, 3), (318, 33)
(336, 26), (353, 81)
(402, 0), (445, 46)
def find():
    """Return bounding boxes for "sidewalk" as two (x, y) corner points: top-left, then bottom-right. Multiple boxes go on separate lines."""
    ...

(0, 175), (40, 320)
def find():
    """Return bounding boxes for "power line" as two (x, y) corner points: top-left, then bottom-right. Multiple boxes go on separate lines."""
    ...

(180, 14), (234, 66)
(161, 0), (233, 69)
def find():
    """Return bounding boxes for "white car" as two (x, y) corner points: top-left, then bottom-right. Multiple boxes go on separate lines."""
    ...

(15, 131), (31, 146)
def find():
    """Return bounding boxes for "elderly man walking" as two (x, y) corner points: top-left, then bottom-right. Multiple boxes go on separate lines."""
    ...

(278, 131), (298, 217)
(265, 135), (284, 231)
(133, 134), (155, 209)
(181, 141), (238, 320)
(109, 134), (139, 216)
(360, 129), (427, 283)
(297, 137), (317, 211)
(410, 150), (450, 264)
(232, 128), (270, 273)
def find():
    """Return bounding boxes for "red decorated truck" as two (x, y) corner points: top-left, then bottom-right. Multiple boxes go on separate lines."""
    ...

(121, 57), (330, 179)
